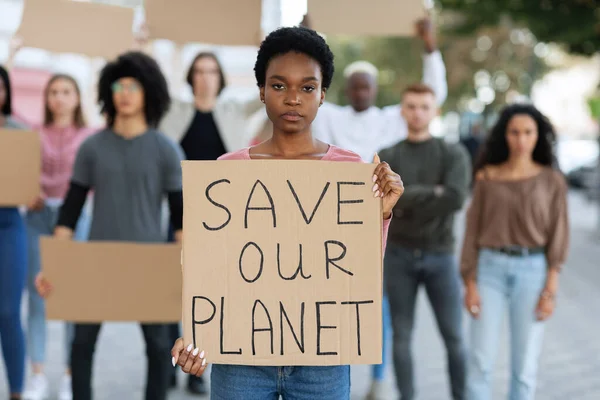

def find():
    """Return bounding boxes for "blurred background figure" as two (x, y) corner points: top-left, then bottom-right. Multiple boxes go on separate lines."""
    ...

(0, 63), (28, 400)
(379, 83), (470, 400)
(461, 104), (569, 400)
(21, 73), (95, 400)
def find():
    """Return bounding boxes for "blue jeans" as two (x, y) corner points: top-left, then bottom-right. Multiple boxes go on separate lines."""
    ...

(25, 203), (91, 367)
(466, 249), (547, 400)
(371, 295), (391, 381)
(210, 365), (350, 399)
(385, 244), (466, 400)
(0, 207), (27, 394)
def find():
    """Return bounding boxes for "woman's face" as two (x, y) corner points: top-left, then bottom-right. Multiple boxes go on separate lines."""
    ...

(505, 114), (539, 158)
(47, 78), (80, 118)
(260, 51), (325, 135)
(0, 77), (6, 112)
(191, 56), (221, 99)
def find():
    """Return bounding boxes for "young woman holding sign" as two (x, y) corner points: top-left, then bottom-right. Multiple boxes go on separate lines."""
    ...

(170, 26), (404, 399)
(0, 64), (28, 400)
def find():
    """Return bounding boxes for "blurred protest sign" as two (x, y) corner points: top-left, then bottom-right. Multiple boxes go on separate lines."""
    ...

(0, 128), (40, 206)
(17, 0), (134, 59)
(307, 0), (426, 37)
(42, 238), (182, 323)
(145, 0), (262, 46)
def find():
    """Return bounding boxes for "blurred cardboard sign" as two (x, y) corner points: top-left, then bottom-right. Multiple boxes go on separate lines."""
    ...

(181, 160), (383, 366)
(307, 0), (426, 37)
(41, 238), (182, 323)
(145, 0), (262, 46)
(17, 0), (134, 59)
(0, 129), (40, 206)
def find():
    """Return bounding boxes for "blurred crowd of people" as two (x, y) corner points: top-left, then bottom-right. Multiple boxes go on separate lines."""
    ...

(0, 12), (569, 400)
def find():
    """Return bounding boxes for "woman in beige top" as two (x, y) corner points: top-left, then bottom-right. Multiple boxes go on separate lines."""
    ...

(461, 104), (569, 400)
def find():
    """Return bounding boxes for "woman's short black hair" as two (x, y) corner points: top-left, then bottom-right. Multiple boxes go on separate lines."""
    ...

(186, 52), (227, 95)
(254, 26), (334, 90)
(474, 103), (557, 172)
(0, 65), (13, 116)
(97, 51), (170, 128)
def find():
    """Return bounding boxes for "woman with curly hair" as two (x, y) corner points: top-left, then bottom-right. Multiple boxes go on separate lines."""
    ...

(170, 26), (404, 399)
(461, 104), (569, 400)
(35, 51), (184, 400)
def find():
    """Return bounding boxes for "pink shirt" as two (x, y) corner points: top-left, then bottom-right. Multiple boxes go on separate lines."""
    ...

(218, 145), (391, 252)
(37, 125), (97, 199)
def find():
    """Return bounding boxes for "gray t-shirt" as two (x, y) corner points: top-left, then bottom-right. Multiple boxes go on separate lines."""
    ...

(71, 128), (183, 242)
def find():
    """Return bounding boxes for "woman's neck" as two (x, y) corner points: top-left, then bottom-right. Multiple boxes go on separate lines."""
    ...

(112, 115), (148, 139)
(50, 114), (74, 129)
(501, 155), (540, 178)
(194, 95), (216, 112)
(252, 129), (328, 159)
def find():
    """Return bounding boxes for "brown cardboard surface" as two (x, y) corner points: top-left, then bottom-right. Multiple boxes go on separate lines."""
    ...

(17, 0), (134, 59)
(181, 160), (383, 366)
(307, 0), (425, 37)
(145, 0), (262, 46)
(0, 128), (40, 206)
(41, 238), (182, 323)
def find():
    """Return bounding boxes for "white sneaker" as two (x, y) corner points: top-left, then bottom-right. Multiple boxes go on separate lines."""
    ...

(365, 380), (389, 400)
(22, 374), (50, 400)
(58, 374), (73, 400)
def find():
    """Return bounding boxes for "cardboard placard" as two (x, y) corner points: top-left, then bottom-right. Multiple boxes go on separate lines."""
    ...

(41, 238), (182, 323)
(145, 0), (263, 46)
(307, 0), (425, 37)
(182, 160), (383, 366)
(17, 0), (134, 59)
(0, 128), (40, 206)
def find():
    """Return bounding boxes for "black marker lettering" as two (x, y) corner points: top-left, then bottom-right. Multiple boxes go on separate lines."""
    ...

(341, 300), (374, 356)
(337, 182), (364, 225)
(245, 180), (276, 228)
(252, 300), (274, 356)
(191, 296), (216, 349)
(239, 242), (264, 283)
(287, 180), (330, 224)
(219, 296), (242, 355)
(279, 301), (305, 355)
(277, 243), (311, 280)
(316, 301), (338, 356)
(202, 179), (231, 231)
(324, 240), (353, 279)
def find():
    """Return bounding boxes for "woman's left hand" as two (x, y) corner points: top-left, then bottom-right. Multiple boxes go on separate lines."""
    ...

(535, 291), (555, 321)
(372, 154), (404, 219)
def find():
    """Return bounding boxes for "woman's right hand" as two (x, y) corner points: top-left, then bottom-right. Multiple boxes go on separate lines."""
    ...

(464, 281), (481, 319)
(28, 195), (45, 211)
(171, 337), (208, 377)
(35, 272), (53, 298)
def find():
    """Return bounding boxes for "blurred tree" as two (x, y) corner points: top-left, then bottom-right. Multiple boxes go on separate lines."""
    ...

(325, 20), (547, 113)
(437, 0), (600, 56)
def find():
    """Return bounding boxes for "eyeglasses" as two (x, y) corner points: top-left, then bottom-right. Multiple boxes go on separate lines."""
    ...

(111, 81), (141, 93)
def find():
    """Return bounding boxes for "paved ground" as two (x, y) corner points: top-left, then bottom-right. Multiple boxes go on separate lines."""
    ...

(2, 191), (599, 399)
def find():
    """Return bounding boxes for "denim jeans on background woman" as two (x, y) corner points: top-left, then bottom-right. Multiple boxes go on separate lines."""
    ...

(466, 249), (547, 400)
(25, 202), (91, 366)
